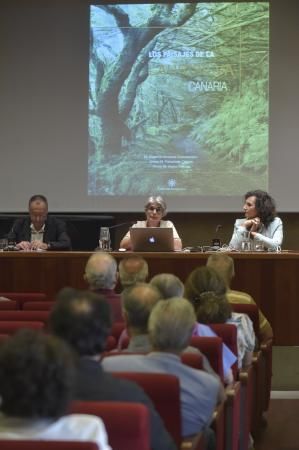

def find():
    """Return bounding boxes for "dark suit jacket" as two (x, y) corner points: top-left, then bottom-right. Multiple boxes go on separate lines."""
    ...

(73, 358), (176, 450)
(8, 215), (71, 250)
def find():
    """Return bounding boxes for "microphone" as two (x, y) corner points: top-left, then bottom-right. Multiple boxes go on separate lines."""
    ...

(108, 221), (136, 230)
(211, 224), (222, 250)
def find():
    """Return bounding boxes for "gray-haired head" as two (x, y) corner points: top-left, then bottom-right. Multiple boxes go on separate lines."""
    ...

(144, 195), (167, 217)
(148, 298), (196, 353)
(119, 256), (149, 289)
(122, 283), (162, 334)
(150, 273), (184, 298)
(84, 253), (117, 290)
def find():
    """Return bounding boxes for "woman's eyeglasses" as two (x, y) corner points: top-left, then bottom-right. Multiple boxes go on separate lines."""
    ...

(147, 206), (163, 213)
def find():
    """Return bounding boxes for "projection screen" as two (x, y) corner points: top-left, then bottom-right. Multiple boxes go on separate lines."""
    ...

(0, 0), (298, 212)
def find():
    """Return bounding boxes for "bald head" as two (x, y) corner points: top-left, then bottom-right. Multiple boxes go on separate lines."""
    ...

(84, 253), (117, 290)
(122, 283), (162, 334)
(206, 254), (234, 288)
(119, 256), (149, 288)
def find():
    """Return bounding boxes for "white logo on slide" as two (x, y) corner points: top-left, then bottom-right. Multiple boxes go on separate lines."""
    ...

(168, 178), (176, 188)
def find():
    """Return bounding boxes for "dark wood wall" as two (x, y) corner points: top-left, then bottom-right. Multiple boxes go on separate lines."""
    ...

(0, 212), (298, 251)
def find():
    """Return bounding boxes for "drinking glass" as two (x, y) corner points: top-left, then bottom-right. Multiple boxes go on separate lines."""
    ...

(240, 230), (252, 251)
(98, 227), (111, 251)
(0, 238), (8, 251)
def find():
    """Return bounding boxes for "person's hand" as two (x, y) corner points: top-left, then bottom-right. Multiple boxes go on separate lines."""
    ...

(243, 217), (261, 231)
(30, 240), (48, 251)
(16, 241), (31, 250)
(249, 217), (261, 232)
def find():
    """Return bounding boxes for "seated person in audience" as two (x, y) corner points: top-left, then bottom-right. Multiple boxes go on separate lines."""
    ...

(119, 255), (149, 289)
(207, 253), (273, 342)
(120, 283), (162, 352)
(0, 328), (110, 449)
(185, 266), (255, 369)
(49, 289), (176, 450)
(119, 195), (182, 251)
(7, 194), (71, 251)
(229, 189), (283, 250)
(118, 282), (215, 374)
(150, 273), (184, 298)
(84, 252), (122, 322)
(121, 283), (216, 376)
(102, 298), (224, 443)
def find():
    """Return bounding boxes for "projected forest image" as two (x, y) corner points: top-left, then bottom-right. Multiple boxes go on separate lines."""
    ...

(88, 2), (269, 196)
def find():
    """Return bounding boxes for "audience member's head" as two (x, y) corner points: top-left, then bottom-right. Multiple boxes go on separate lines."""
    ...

(0, 329), (74, 419)
(122, 283), (162, 335)
(84, 253), (118, 290)
(49, 289), (112, 356)
(184, 266), (227, 310)
(195, 291), (232, 324)
(149, 298), (196, 354)
(119, 256), (149, 289)
(150, 273), (184, 298)
(206, 254), (235, 288)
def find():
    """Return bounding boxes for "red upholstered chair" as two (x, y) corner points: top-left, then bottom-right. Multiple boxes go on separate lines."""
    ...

(70, 401), (150, 450)
(181, 352), (203, 370)
(104, 335), (117, 351)
(210, 324), (238, 379)
(0, 300), (18, 310)
(23, 301), (55, 311)
(0, 321), (44, 335)
(210, 323), (253, 450)
(230, 302), (273, 415)
(0, 293), (47, 309)
(190, 333), (241, 450)
(112, 372), (181, 447)
(190, 336), (224, 382)
(0, 441), (99, 450)
(110, 321), (125, 342)
(0, 310), (50, 324)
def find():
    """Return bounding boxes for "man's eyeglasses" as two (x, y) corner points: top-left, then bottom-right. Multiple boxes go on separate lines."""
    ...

(147, 206), (163, 213)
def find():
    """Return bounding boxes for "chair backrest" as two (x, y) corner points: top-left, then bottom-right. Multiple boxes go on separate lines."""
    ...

(23, 301), (55, 311)
(105, 335), (117, 351)
(0, 441), (99, 450)
(112, 371), (181, 447)
(70, 400), (150, 450)
(181, 352), (203, 370)
(0, 321), (44, 335)
(0, 293), (47, 309)
(230, 303), (260, 339)
(210, 324), (238, 378)
(190, 336), (224, 381)
(0, 300), (18, 311)
(110, 322), (125, 341)
(0, 310), (49, 324)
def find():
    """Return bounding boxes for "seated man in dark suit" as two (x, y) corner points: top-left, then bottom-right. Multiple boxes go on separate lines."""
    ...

(49, 289), (176, 450)
(8, 194), (71, 250)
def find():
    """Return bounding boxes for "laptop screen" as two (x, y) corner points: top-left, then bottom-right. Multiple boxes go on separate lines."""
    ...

(130, 227), (174, 252)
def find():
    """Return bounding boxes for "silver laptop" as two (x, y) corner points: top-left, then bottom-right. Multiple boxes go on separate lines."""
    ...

(130, 227), (174, 252)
